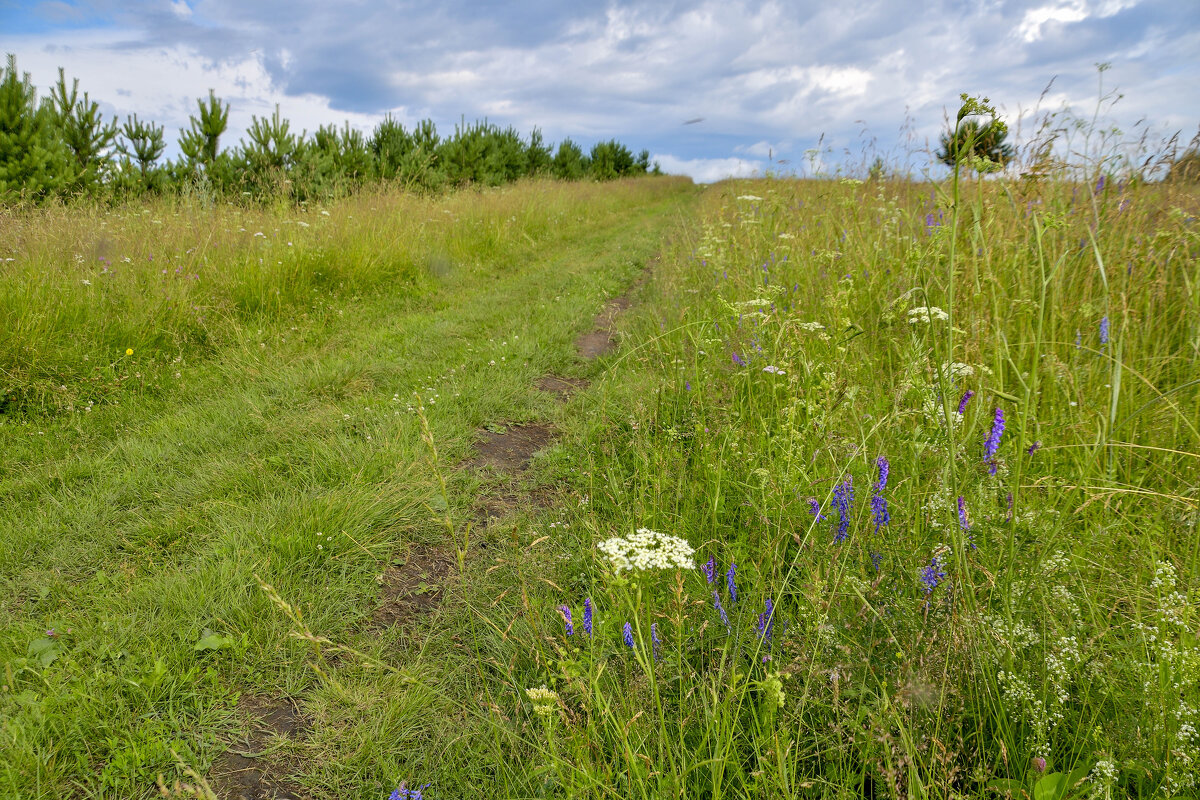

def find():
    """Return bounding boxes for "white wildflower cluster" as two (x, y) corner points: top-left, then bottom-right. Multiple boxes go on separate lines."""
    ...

(525, 685), (560, 718)
(736, 194), (763, 202)
(944, 361), (975, 380)
(597, 528), (696, 573)
(980, 614), (1041, 651)
(795, 321), (825, 332)
(907, 306), (950, 324)
(997, 635), (1081, 760)
(1089, 758), (1118, 799)
(762, 365), (786, 375)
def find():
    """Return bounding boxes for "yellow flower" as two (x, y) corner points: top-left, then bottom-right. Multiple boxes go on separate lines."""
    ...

(126, 348), (133, 355)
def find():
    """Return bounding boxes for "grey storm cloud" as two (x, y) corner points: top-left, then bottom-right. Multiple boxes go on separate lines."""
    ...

(5, 0), (1199, 180)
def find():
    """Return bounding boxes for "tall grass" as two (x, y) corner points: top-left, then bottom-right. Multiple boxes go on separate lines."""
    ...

(462, 172), (1200, 797)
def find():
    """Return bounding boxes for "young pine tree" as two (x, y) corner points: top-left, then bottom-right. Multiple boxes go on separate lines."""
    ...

(0, 54), (64, 201)
(48, 68), (117, 195)
(179, 90), (230, 168)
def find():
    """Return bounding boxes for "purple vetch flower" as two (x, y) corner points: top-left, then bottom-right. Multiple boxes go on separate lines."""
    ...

(870, 551), (883, 572)
(832, 476), (855, 543)
(732, 351), (746, 367)
(807, 497), (827, 523)
(756, 598), (776, 643)
(726, 563), (738, 604)
(957, 496), (970, 532)
(871, 457), (890, 532)
(623, 622), (634, 649)
(1027, 440), (1041, 456)
(1099, 316), (1110, 346)
(583, 598), (593, 636)
(1095, 175), (1106, 193)
(875, 456), (890, 493)
(558, 605), (573, 636)
(984, 407), (1006, 474)
(651, 623), (661, 661)
(713, 591), (730, 629)
(919, 557), (946, 594)
(389, 783), (430, 800)
(957, 390), (975, 415)
(702, 557), (716, 583)
(685, 380), (691, 391)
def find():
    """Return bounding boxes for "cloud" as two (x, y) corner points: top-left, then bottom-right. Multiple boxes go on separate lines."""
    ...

(654, 154), (763, 183)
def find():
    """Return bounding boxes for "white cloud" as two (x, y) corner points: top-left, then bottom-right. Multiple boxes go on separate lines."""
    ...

(653, 154), (763, 183)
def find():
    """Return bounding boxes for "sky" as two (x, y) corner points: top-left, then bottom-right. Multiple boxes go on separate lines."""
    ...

(1, 0), (1198, 182)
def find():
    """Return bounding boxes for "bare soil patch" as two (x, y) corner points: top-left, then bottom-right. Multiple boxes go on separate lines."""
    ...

(468, 423), (554, 472)
(536, 374), (590, 400)
(209, 695), (310, 800)
(575, 293), (632, 359)
(372, 545), (456, 629)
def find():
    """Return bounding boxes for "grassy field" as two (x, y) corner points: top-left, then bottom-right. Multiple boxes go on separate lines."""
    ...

(2, 172), (1199, 799)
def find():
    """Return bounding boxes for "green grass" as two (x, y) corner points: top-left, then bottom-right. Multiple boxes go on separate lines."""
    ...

(2, 170), (1199, 800)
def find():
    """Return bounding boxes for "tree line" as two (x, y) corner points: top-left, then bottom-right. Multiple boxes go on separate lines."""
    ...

(0, 54), (661, 204)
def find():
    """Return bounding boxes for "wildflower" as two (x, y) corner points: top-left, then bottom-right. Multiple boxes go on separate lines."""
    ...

(558, 605), (573, 636)
(526, 685), (559, 718)
(919, 557), (946, 594)
(125, 348), (133, 356)
(597, 529), (696, 572)
(1095, 175), (1105, 193)
(726, 562), (738, 604)
(623, 622), (635, 649)
(1027, 440), (1041, 456)
(713, 591), (730, 629)
(907, 306), (949, 324)
(984, 407), (1005, 474)
(731, 351), (746, 367)
(756, 598), (775, 643)
(762, 365), (785, 375)
(957, 389), (975, 415)
(583, 598), (593, 636)
(650, 623), (661, 661)
(871, 457), (890, 532)
(1099, 315), (1110, 346)
(685, 380), (691, 391)
(957, 496), (969, 532)
(1075, 329), (1081, 349)
(870, 551), (883, 571)
(702, 556), (716, 583)
(807, 497), (827, 522)
(832, 476), (854, 542)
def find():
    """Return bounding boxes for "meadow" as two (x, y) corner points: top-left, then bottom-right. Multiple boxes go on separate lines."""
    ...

(1, 167), (1198, 800)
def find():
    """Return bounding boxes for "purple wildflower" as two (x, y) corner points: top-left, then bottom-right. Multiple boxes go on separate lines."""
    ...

(623, 622), (634, 649)
(713, 591), (730, 629)
(756, 598), (776, 644)
(984, 407), (1006, 474)
(919, 557), (946, 594)
(726, 563), (738, 604)
(732, 351), (746, 367)
(651, 623), (661, 661)
(957, 496), (969, 532)
(871, 457), (890, 532)
(583, 598), (593, 636)
(389, 784), (430, 800)
(832, 476), (854, 543)
(1027, 440), (1041, 456)
(685, 380), (691, 391)
(1075, 330), (1082, 349)
(558, 605), (573, 636)
(957, 390), (975, 415)
(870, 551), (883, 572)
(1099, 316), (1110, 346)
(1095, 175), (1106, 193)
(702, 557), (716, 583)
(807, 497), (827, 523)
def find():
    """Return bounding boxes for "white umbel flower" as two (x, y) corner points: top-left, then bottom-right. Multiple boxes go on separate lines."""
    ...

(907, 306), (950, 324)
(597, 528), (696, 573)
